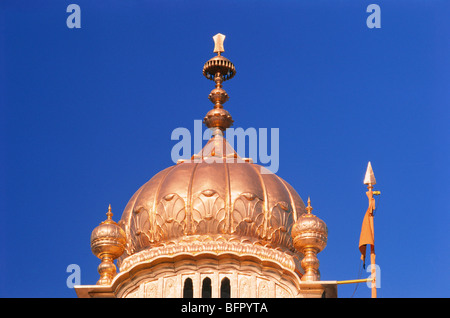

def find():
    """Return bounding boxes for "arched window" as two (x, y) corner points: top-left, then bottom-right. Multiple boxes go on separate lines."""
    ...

(183, 278), (193, 298)
(201, 277), (212, 298)
(220, 277), (231, 298)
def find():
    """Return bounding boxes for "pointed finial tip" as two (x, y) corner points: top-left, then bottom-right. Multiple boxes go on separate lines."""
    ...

(363, 161), (376, 185)
(306, 197), (313, 214)
(106, 204), (113, 220)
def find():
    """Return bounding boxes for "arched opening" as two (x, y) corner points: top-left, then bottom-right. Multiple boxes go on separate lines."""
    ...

(183, 278), (193, 298)
(220, 277), (231, 298)
(201, 277), (212, 298)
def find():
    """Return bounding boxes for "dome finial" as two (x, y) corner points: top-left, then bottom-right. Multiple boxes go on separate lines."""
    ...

(203, 33), (236, 131)
(306, 197), (313, 214)
(106, 204), (113, 221)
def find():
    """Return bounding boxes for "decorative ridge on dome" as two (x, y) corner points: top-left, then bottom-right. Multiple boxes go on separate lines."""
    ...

(119, 235), (298, 273)
(203, 33), (236, 131)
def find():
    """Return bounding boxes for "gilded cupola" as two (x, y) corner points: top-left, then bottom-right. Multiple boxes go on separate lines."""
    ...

(115, 33), (309, 274)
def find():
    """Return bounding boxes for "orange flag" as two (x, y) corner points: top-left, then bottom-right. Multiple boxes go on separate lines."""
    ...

(359, 191), (375, 268)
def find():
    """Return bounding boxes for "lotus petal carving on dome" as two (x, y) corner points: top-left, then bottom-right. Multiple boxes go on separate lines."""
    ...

(155, 193), (186, 241)
(117, 156), (308, 267)
(191, 189), (227, 234)
(129, 206), (152, 251)
(267, 202), (295, 251)
(231, 193), (264, 238)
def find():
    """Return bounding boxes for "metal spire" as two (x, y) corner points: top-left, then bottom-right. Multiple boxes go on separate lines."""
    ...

(203, 33), (236, 131)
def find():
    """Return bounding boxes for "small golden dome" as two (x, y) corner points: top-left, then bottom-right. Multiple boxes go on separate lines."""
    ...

(291, 198), (328, 253)
(118, 133), (306, 268)
(91, 205), (126, 259)
(291, 198), (328, 281)
(91, 205), (126, 285)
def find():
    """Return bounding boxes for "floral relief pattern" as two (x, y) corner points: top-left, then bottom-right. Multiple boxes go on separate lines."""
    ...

(155, 193), (186, 242)
(126, 191), (298, 253)
(129, 206), (151, 252)
(231, 192), (264, 238)
(192, 189), (227, 235)
(268, 201), (294, 250)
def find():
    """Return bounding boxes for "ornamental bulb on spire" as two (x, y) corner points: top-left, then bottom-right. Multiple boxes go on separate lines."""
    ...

(203, 33), (236, 132)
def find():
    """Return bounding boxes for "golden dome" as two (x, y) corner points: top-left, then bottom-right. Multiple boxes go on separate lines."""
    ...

(115, 34), (307, 274)
(117, 132), (307, 271)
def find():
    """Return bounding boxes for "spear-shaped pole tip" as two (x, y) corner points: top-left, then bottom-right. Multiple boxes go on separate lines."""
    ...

(363, 161), (376, 186)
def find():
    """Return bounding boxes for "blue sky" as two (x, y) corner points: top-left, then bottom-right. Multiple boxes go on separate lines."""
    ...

(0, 0), (448, 298)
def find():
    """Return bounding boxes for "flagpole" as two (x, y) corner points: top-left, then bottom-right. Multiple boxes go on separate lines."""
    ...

(367, 182), (377, 298)
(361, 161), (380, 298)
(370, 245), (376, 298)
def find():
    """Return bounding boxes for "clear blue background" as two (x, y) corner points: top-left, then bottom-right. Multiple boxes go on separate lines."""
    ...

(0, 0), (448, 298)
